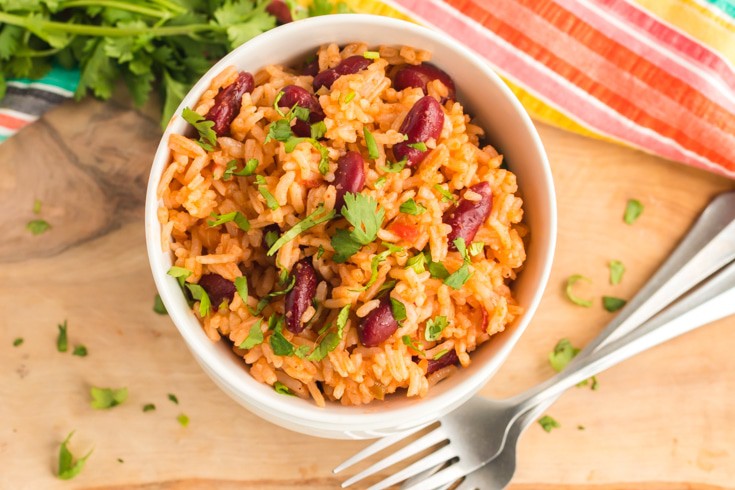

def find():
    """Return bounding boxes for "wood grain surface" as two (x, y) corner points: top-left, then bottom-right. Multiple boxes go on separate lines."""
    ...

(1, 93), (734, 490)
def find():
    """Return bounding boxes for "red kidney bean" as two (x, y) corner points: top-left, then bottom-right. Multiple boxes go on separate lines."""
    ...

(426, 349), (459, 374)
(302, 58), (320, 77)
(392, 96), (444, 168)
(393, 63), (456, 100)
(444, 182), (493, 251)
(277, 85), (325, 137)
(284, 258), (318, 333)
(334, 151), (366, 211)
(266, 0), (293, 24)
(198, 273), (236, 311)
(313, 55), (373, 91)
(205, 72), (254, 137)
(359, 296), (399, 347)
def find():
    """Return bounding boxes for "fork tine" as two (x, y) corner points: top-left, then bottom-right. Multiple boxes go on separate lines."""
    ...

(401, 463), (467, 490)
(400, 462), (447, 488)
(333, 422), (432, 474)
(340, 426), (447, 487)
(366, 445), (457, 490)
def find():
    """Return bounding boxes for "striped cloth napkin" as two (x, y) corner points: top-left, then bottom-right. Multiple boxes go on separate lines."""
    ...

(2, 0), (734, 178)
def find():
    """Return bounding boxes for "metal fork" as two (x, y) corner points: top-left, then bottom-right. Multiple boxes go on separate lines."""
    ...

(334, 191), (735, 490)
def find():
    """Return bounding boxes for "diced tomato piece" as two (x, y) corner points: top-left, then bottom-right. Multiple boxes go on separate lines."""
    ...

(389, 221), (420, 242)
(301, 179), (320, 189)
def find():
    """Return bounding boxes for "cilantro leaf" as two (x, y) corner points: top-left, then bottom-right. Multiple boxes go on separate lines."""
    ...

(177, 413), (189, 427)
(399, 198), (427, 216)
(168, 393), (179, 405)
(444, 238), (473, 290)
(274, 381), (294, 395)
(609, 259), (625, 285)
(428, 259), (450, 280)
(469, 242), (485, 256)
(270, 323), (294, 356)
(27, 219), (51, 235)
(374, 176), (387, 189)
(57, 432), (93, 480)
(406, 252), (427, 274)
(239, 319), (264, 349)
(186, 284), (211, 317)
(402, 335), (425, 355)
(363, 51), (379, 59)
(143, 403), (156, 412)
(425, 316), (449, 341)
(549, 338), (579, 372)
(265, 119), (293, 143)
(32, 198), (42, 214)
(565, 275), (593, 307)
(407, 142), (427, 151)
(390, 298), (407, 325)
(207, 211), (250, 231)
(153, 294), (167, 315)
(167, 266), (192, 287)
(308, 305), (350, 361)
(182, 107), (217, 151)
(603, 296), (627, 312)
(381, 159), (407, 173)
(311, 120), (327, 139)
(72, 345), (88, 357)
(267, 205), (335, 256)
(234, 158), (259, 176)
(624, 199), (644, 225)
(254, 175), (280, 210)
(433, 184), (457, 204)
(234, 276), (249, 304)
(342, 193), (384, 245)
(90, 386), (128, 409)
(343, 91), (356, 103)
(13, 337), (23, 347)
(57, 320), (68, 352)
(363, 127), (379, 160)
(538, 415), (560, 433)
(331, 228), (363, 263)
(432, 349), (449, 360)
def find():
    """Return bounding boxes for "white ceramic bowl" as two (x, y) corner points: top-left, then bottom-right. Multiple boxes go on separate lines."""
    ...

(146, 14), (556, 440)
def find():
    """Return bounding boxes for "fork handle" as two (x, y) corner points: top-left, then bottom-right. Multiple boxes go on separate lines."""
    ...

(510, 260), (735, 415)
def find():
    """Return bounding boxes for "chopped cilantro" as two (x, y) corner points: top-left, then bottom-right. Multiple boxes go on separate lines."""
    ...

(549, 339), (579, 372)
(433, 184), (457, 204)
(343, 91), (356, 103)
(374, 176), (387, 189)
(90, 387), (128, 409)
(255, 175), (280, 210)
(239, 319), (264, 349)
(363, 127), (379, 160)
(153, 294), (168, 315)
(27, 219), (51, 235)
(331, 229), (363, 263)
(376, 280), (397, 295)
(293, 345), (311, 359)
(234, 158), (259, 177)
(222, 159), (238, 180)
(444, 238), (473, 290)
(207, 211), (250, 231)
(57, 431), (92, 480)
(381, 159), (407, 173)
(565, 275), (593, 307)
(284, 136), (330, 175)
(186, 284), (211, 317)
(469, 242), (485, 256)
(13, 337), (23, 347)
(270, 321), (294, 356)
(292, 105), (310, 122)
(167, 266), (192, 287)
(182, 107), (217, 151)
(72, 345), (88, 357)
(399, 198), (427, 216)
(362, 51), (380, 59)
(402, 335), (425, 355)
(603, 296), (627, 312)
(317, 244), (325, 259)
(33, 199), (42, 214)
(538, 415), (560, 433)
(273, 90), (286, 116)
(168, 393), (179, 405)
(609, 260), (625, 285)
(310, 120), (327, 140)
(57, 320), (68, 352)
(406, 252), (427, 274)
(341, 193), (385, 244)
(425, 316), (449, 341)
(624, 199), (644, 225)
(432, 349), (449, 360)
(428, 259), (450, 280)
(265, 119), (294, 143)
(274, 381), (294, 395)
(407, 142), (427, 151)
(267, 205), (335, 256)
(177, 413), (189, 427)
(234, 276), (249, 305)
(264, 229), (280, 249)
(390, 298), (407, 325)
(142, 403), (156, 412)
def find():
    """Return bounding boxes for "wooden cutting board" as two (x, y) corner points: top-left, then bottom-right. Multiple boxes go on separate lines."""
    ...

(1, 93), (734, 490)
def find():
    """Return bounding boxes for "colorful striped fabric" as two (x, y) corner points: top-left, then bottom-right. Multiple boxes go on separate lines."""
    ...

(2, 1), (734, 179)
(0, 66), (79, 143)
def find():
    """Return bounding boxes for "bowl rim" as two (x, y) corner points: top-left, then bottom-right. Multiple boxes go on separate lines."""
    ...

(145, 13), (557, 432)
